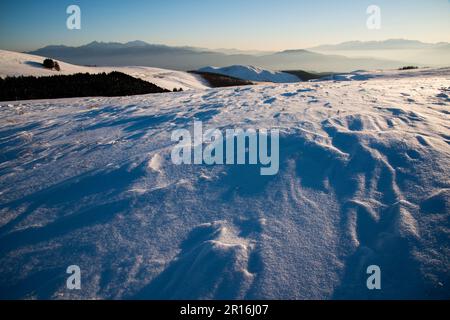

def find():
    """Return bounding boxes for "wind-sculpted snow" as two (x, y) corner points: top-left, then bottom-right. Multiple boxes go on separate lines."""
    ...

(0, 68), (449, 299)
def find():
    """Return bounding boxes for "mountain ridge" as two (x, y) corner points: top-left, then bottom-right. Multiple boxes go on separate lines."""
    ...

(28, 40), (411, 72)
(310, 39), (450, 51)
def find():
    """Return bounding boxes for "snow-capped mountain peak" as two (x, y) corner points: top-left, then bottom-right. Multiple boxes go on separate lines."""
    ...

(198, 65), (300, 83)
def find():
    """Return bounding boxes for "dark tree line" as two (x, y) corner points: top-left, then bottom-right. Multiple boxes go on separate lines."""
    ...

(398, 66), (419, 70)
(0, 72), (170, 101)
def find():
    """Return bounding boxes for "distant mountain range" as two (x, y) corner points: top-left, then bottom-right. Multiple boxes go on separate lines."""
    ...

(310, 39), (449, 51)
(27, 41), (405, 72)
(309, 39), (450, 66)
(27, 39), (448, 72)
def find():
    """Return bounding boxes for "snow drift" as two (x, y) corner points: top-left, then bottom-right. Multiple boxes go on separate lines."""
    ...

(198, 65), (300, 83)
(0, 67), (449, 299)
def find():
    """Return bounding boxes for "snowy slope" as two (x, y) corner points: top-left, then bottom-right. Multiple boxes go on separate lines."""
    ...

(199, 65), (300, 83)
(0, 49), (208, 91)
(0, 68), (449, 299)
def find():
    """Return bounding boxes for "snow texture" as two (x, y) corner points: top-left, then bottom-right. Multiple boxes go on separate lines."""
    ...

(0, 65), (449, 299)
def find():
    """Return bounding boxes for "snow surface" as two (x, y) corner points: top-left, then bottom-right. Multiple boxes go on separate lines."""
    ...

(0, 49), (208, 91)
(0, 67), (449, 299)
(198, 65), (300, 83)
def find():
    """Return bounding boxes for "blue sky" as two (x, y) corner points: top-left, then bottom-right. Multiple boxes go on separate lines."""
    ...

(1, 0), (449, 52)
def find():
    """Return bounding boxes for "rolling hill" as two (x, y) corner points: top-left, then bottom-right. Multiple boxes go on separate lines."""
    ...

(0, 49), (208, 91)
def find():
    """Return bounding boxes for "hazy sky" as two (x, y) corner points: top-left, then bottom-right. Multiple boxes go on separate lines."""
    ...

(1, 0), (449, 52)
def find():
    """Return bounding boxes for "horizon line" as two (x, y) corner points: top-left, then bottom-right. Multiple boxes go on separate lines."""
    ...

(14, 37), (450, 54)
